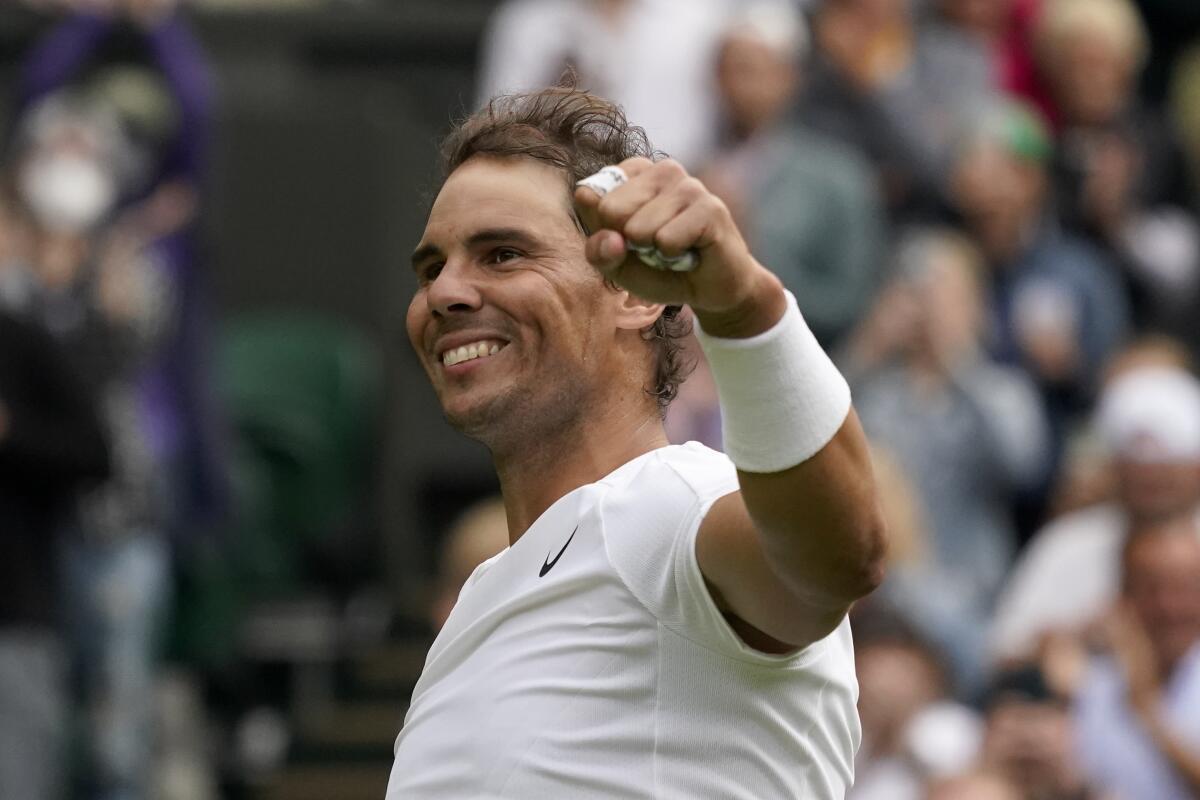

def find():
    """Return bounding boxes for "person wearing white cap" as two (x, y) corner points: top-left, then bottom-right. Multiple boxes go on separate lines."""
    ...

(989, 365), (1200, 666)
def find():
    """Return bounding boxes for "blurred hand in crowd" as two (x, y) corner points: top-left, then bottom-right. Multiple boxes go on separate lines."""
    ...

(926, 770), (1023, 800)
(844, 281), (924, 370)
(846, 231), (984, 376)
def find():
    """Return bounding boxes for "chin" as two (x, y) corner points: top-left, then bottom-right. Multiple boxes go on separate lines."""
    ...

(440, 390), (513, 441)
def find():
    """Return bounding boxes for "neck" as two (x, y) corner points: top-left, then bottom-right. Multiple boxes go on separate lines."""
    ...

(493, 394), (668, 542)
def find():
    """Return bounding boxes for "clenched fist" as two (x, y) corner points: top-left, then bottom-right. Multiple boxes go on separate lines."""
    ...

(574, 157), (787, 339)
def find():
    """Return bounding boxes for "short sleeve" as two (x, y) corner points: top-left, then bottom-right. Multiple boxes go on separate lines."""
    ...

(601, 444), (830, 665)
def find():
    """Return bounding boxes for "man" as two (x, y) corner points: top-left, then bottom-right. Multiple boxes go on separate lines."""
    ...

(949, 99), (1129, 429)
(1034, 0), (1199, 341)
(703, 1), (886, 349)
(844, 228), (1049, 693)
(979, 666), (1095, 800)
(989, 364), (1200, 664)
(0, 305), (110, 800)
(387, 87), (886, 797)
(1075, 515), (1200, 799)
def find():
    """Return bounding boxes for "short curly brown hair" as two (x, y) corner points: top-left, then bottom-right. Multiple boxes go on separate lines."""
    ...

(438, 85), (693, 412)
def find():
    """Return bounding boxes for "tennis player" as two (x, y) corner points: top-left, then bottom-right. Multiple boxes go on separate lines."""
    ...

(387, 86), (887, 798)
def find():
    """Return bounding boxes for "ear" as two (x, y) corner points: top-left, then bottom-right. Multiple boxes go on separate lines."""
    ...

(611, 288), (665, 336)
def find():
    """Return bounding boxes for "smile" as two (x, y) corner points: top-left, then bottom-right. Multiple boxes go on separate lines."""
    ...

(441, 339), (506, 367)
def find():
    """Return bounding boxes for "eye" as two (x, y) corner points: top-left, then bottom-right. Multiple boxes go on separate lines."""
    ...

(487, 247), (522, 265)
(418, 261), (444, 285)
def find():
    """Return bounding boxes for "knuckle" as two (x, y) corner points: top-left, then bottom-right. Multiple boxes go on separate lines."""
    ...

(620, 156), (653, 173)
(653, 228), (687, 257)
(625, 218), (654, 245)
(655, 159), (687, 183)
(596, 194), (631, 227)
(678, 177), (706, 200)
(700, 193), (727, 217)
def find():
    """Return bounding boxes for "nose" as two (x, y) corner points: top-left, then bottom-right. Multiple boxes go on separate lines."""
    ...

(426, 258), (483, 318)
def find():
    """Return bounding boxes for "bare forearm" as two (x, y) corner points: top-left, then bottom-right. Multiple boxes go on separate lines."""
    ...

(697, 270), (886, 605)
(738, 412), (887, 607)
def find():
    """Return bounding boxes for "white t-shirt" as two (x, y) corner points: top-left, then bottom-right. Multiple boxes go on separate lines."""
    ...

(387, 443), (861, 799)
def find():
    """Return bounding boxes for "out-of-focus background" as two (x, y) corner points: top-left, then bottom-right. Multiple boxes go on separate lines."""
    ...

(1, 0), (1200, 798)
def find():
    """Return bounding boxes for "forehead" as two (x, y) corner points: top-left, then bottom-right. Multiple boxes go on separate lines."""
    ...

(424, 156), (577, 242)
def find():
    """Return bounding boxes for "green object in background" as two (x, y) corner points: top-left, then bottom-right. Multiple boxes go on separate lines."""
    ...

(171, 313), (382, 668)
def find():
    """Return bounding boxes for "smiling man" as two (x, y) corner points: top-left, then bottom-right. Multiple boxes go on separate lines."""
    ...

(387, 86), (886, 799)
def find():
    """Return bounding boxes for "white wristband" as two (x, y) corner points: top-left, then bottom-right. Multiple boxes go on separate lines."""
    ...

(694, 291), (851, 473)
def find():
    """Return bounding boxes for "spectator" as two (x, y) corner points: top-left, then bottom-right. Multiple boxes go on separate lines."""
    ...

(1075, 515), (1200, 799)
(800, 0), (997, 217)
(17, 0), (222, 540)
(429, 497), (509, 632)
(7, 86), (177, 800)
(949, 99), (1130, 436)
(703, 1), (886, 348)
(475, 0), (729, 168)
(1034, 0), (1200, 338)
(843, 227), (1050, 690)
(979, 665), (1095, 800)
(5, 3), (216, 792)
(990, 365), (1200, 664)
(0, 302), (110, 800)
(851, 615), (970, 800)
(1049, 334), (1195, 518)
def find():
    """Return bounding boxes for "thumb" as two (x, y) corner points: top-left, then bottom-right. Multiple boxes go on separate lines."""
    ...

(585, 229), (626, 274)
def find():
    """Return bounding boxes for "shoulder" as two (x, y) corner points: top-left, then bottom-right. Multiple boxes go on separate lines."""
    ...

(598, 442), (739, 508)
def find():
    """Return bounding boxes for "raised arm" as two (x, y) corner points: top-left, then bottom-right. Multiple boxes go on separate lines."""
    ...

(576, 158), (887, 651)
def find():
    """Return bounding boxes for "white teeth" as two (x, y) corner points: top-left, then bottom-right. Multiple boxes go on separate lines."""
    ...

(442, 340), (505, 366)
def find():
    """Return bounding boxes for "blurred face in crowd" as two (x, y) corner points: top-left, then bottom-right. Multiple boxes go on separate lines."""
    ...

(1043, 28), (1137, 126)
(1123, 520), (1200, 674)
(951, 141), (1045, 258)
(905, 240), (983, 364)
(981, 697), (1081, 799)
(1116, 458), (1200, 522)
(856, 640), (944, 755)
(430, 499), (509, 630)
(407, 156), (651, 451)
(938, 0), (1009, 39)
(716, 33), (799, 138)
(17, 116), (119, 236)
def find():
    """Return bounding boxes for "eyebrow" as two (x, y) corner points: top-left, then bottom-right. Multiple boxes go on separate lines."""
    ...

(410, 227), (540, 272)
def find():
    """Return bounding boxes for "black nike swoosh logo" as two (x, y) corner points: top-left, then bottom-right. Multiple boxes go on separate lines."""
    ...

(539, 527), (578, 577)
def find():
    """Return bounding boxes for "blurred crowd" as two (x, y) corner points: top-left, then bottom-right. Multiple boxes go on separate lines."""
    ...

(2, 0), (1200, 798)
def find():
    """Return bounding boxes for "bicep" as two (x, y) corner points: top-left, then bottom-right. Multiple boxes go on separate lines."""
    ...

(696, 492), (851, 653)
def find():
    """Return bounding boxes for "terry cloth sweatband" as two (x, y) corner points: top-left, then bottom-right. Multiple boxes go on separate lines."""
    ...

(694, 290), (851, 473)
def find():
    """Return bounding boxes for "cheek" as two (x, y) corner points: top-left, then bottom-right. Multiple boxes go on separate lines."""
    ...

(405, 292), (429, 352)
